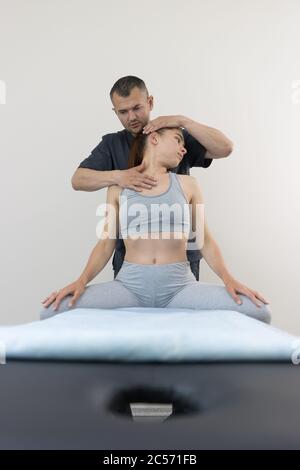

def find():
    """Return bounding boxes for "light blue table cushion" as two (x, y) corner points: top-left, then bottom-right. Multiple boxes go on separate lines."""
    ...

(0, 307), (299, 362)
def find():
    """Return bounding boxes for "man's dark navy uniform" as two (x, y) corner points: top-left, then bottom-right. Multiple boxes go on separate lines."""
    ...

(78, 128), (213, 281)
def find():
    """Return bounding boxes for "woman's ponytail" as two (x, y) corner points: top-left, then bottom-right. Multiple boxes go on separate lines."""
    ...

(127, 128), (167, 169)
(128, 132), (147, 169)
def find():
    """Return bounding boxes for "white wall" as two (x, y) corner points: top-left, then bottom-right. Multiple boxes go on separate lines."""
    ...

(0, 0), (299, 334)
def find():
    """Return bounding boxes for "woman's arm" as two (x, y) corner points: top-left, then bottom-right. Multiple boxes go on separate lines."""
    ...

(78, 185), (120, 285)
(190, 178), (269, 307)
(189, 176), (232, 282)
(77, 236), (116, 286)
(200, 223), (233, 284)
(42, 185), (120, 310)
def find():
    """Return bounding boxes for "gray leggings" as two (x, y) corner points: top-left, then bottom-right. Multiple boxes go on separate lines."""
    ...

(40, 261), (271, 323)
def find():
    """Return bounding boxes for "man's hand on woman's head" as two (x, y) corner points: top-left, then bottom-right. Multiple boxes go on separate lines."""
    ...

(142, 115), (183, 134)
(41, 280), (86, 311)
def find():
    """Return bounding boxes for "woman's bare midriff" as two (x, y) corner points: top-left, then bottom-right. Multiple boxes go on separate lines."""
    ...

(119, 174), (193, 265)
(123, 234), (189, 265)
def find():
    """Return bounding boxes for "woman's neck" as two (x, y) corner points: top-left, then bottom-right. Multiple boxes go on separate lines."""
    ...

(140, 154), (168, 177)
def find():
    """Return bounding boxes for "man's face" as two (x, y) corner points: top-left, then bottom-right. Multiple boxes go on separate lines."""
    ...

(111, 87), (153, 135)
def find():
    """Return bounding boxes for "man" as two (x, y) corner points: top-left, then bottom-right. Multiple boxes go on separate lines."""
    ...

(71, 75), (234, 281)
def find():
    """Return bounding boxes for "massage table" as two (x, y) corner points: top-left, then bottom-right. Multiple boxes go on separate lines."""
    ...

(0, 307), (299, 450)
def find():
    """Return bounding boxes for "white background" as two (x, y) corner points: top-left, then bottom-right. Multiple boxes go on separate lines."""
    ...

(0, 0), (299, 333)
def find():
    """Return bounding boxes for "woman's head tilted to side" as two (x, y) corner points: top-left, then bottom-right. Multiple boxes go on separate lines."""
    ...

(128, 127), (187, 172)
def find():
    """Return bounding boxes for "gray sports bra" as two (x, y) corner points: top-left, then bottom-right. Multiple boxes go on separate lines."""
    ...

(119, 172), (191, 238)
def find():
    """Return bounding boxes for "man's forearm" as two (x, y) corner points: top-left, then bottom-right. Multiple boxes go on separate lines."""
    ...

(71, 168), (120, 191)
(200, 236), (234, 284)
(180, 116), (233, 158)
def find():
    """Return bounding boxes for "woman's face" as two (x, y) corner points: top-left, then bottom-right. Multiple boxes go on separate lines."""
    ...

(154, 129), (187, 168)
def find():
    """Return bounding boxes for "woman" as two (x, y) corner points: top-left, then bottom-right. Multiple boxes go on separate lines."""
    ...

(41, 127), (271, 323)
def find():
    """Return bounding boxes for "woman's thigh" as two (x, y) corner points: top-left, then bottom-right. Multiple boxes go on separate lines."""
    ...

(165, 282), (272, 324)
(40, 280), (142, 320)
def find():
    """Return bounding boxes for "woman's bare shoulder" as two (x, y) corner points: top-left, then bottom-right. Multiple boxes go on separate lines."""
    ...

(177, 174), (198, 184)
(177, 174), (203, 202)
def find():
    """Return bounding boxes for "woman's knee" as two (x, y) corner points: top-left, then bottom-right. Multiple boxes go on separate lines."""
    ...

(39, 306), (54, 321)
(242, 297), (272, 324)
(39, 295), (73, 320)
(259, 302), (272, 324)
